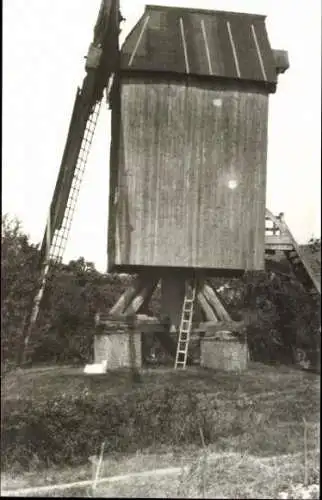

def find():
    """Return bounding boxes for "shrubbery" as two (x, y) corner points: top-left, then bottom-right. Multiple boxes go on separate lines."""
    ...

(2, 385), (247, 471)
(1, 214), (320, 371)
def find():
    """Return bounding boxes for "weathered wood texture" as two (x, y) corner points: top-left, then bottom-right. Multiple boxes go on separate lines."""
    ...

(108, 275), (144, 316)
(197, 291), (218, 322)
(108, 76), (268, 271)
(123, 279), (159, 316)
(203, 283), (232, 321)
(160, 272), (186, 328)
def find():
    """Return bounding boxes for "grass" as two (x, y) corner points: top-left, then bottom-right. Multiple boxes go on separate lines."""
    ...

(3, 362), (320, 405)
(2, 449), (320, 498)
(1, 362), (320, 497)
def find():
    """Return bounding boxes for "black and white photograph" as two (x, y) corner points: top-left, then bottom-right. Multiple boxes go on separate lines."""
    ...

(2, 0), (320, 497)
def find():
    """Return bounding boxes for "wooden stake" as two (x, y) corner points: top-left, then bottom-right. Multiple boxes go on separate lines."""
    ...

(128, 316), (140, 382)
(199, 426), (207, 499)
(303, 417), (308, 486)
(92, 440), (106, 495)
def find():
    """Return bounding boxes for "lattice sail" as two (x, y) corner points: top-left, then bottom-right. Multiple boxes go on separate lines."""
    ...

(48, 100), (101, 263)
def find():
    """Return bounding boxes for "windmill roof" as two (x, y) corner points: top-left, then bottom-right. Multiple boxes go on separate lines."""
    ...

(121, 4), (277, 85)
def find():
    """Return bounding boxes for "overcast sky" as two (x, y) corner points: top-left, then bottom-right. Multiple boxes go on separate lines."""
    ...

(3, 0), (321, 272)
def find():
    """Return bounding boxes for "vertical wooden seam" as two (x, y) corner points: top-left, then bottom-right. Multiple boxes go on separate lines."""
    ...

(179, 17), (190, 73)
(200, 20), (213, 75)
(226, 21), (241, 78)
(128, 15), (150, 67)
(251, 24), (267, 81)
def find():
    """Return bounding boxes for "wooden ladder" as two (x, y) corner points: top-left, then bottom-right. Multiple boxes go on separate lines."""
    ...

(265, 210), (320, 297)
(286, 248), (320, 297)
(174, 279), (197, 370)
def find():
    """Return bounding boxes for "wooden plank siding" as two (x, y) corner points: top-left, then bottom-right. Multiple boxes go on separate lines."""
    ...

(108, 75), (268, 271)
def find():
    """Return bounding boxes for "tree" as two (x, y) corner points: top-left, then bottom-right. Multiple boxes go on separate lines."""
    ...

(308, 236), (321, 254)
(1, 215), (40, 369)
(2, 214), (319, 370)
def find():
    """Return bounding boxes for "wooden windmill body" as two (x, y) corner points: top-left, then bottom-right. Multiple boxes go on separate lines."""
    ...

(28, 3), (322, 371)
(95, 4), (289, 365)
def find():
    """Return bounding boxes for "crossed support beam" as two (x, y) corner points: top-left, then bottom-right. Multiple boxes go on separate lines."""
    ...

(103, 209), (305, 323)
(96, 270), (242, 352)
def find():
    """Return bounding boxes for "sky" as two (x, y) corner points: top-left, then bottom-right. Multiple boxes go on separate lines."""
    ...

(3, 0), (321, 272)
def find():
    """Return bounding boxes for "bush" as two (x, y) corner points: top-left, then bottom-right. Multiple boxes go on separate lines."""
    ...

(2, 214), (320, 371)
(2, 386), (246, 471)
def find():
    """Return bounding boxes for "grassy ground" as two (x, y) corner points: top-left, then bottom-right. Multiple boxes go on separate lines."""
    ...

(2, 448), (320, 498)
(2, 362), (320, 497)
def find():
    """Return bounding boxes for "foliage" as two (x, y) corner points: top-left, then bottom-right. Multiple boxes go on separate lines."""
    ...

(1, 214), (320, 370)
(1, 215), (135, 369)
(237, 269), (319, 367)
(206, 265), (320, 368)
(1, 215), (40, 369)
(2, 364), (319, 473)
(1, 386), (208, 469)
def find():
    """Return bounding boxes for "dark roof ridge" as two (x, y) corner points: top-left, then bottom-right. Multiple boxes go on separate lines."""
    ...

(145, 4), (266, 20)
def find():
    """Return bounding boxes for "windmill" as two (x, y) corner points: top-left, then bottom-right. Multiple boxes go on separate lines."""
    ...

(22, 2), (319, 371)
(21, 0), (122, 363)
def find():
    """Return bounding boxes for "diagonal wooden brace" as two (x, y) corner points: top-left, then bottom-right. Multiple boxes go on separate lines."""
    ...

(197, 290), (219, 322)
(123, 277), (159, 316)
(109, 272), (158, 316)
(202, 283), (232, 322)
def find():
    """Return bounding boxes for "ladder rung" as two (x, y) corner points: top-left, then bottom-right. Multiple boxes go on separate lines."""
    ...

(174, 279), (198, 370)
(46, 100), (101, 265)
